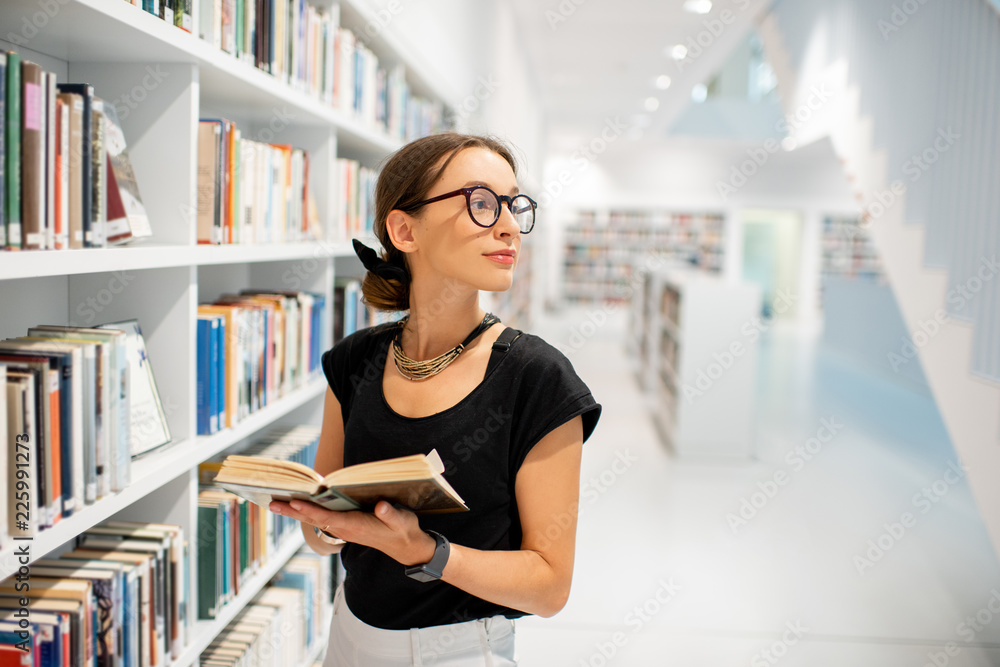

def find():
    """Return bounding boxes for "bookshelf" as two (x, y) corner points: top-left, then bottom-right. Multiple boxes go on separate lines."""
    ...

(634, 268), (761, 460)
(0, 0), (455, 662)
(562, 208), (726, 306)
(820, 214), (885, 284)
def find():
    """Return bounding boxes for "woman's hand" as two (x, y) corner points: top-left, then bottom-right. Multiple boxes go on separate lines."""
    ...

(269, 499), (437, 567)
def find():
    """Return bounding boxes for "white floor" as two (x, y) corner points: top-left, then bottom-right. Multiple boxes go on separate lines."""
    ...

(515, 306), (1000, 666)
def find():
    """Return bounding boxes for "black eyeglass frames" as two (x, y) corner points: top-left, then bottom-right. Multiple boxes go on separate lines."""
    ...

(401, 186), (537, 234)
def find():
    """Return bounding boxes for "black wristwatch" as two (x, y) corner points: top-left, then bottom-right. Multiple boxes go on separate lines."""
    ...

(404, 530), (450, 582)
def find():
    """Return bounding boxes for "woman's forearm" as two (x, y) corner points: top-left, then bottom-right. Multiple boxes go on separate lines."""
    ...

(438, 543), (571, 618)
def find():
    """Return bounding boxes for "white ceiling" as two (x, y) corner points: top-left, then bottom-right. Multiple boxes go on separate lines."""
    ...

(506, 0), (774, 149)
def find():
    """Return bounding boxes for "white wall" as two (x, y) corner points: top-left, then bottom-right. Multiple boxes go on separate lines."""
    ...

(368, 0), (545, 178)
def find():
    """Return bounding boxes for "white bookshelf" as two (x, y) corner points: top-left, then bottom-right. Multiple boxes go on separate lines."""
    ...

(0, 0), (453, 661)
(562, 208), (727, 306)
(635, 268), (762, 460)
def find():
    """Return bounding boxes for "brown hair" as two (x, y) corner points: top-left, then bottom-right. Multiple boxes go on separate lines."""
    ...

(362, 133), (518, 311)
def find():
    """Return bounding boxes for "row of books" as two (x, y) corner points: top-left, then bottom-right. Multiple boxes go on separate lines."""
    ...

(200, 549), (333, 667)
(121, 0), (194, 32)
(0, 322), (172, 545)
(196, 119), (319, 245)
(196, 426), (321, 619)
(196, 291), (327, 436)
(0, 520), (190, 667)
(333, 157), (377, 241)
(199, 1), (449, 142)
(1, 52), (151, 251)
(821, 216), (884, 282)
(332, 278), (402, 344)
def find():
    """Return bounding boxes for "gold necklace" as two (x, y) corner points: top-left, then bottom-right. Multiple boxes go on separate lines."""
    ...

(392, 313), (500, 381)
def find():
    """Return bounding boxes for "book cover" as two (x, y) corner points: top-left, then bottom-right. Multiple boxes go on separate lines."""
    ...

(5, 51), (20, 249)
(0, 366), (5, 549)
(196, 315), (212, 436)
(90, 97), (107, 247)
(97, 320), (171, 458)
(175, 0), (193, 32)
(54, 95), (68, 249)
(55, 82), (93, 248)
(44, 70), (56, 250)
(0, 53), (5, 248)
(102, 102), (152, 244)
(3, 364), (47, 532)
(56, 92), (84, 249)
(215, 316), (226, 431)
(20, 59), (44, 250)
(197, 120), (222, 244)
(196, 502), (221, 620)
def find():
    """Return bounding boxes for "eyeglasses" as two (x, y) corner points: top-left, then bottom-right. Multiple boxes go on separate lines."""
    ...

(401, 186), (537, 234)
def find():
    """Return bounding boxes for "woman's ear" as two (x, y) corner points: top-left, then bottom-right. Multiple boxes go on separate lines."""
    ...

(386, 210), (418, 255)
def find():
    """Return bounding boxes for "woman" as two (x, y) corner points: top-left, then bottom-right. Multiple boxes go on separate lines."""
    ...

(269, 133), (602, 666)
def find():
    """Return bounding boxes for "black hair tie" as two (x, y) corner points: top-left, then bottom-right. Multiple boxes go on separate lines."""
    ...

(353, 239), (410, 284)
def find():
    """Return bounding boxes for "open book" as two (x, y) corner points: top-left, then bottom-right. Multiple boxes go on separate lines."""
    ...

(212, 449), (468, 514)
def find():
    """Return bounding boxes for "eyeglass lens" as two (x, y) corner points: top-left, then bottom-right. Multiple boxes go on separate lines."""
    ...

(468, 187), (534, 233)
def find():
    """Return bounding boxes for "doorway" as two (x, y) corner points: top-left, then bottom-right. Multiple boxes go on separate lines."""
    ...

(740, 209), (802, 320)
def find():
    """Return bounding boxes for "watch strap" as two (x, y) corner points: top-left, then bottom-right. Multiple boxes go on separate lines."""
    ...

(404, 530), (450, 582)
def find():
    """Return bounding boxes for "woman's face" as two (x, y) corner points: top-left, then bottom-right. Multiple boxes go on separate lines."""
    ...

(406, 147), (522, 294)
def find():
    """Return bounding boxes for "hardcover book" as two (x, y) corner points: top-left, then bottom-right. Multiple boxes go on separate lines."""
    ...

(213, 449), (468, 514)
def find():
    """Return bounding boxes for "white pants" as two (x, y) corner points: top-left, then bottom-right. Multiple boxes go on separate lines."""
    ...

(323, 584), (518, 666)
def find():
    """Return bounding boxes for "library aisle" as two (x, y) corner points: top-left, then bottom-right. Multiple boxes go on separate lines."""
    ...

(516, 305), (1000, 666)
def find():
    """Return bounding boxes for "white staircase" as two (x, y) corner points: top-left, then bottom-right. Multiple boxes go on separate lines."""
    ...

(758, 0), (1000, 555)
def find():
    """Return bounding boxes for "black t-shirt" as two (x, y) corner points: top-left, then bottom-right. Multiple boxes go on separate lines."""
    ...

(320, 321), (602, 630)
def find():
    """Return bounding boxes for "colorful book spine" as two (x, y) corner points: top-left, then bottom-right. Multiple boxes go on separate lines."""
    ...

(6, 50), (21, 249)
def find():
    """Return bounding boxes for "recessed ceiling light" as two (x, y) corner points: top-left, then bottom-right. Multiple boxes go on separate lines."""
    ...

(691, 83), (708, 103)
(655, 75), (672, 90)
(683, 0), (713, 14)
(644, 97), (660, 112)
(668, 44), (688, 60)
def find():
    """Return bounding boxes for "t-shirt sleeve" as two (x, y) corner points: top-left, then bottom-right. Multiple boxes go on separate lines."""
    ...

(509, 338), (602, 476)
